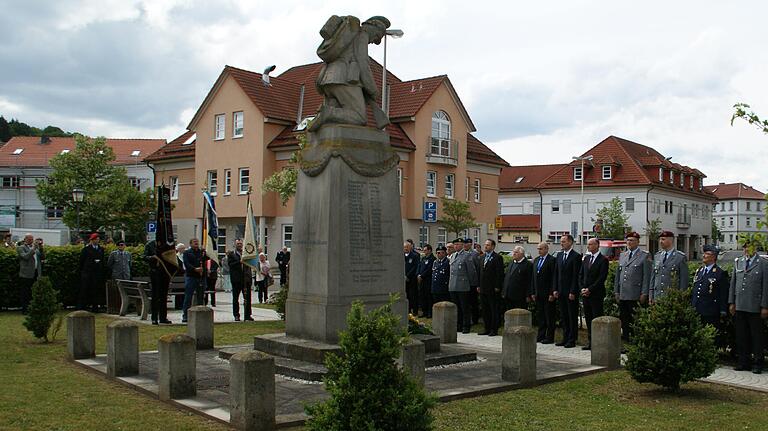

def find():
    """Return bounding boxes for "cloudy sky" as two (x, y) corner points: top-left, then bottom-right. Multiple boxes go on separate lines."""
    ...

(2, 1), (767, 190)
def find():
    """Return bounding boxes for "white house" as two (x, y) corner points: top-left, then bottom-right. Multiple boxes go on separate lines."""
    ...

(704, 182), (767, 250)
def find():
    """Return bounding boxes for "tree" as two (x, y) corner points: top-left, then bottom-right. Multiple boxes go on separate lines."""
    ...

(645, 218), (662, 255)
(438, 197), (478, 238)
(36, 134), (153, 241)
(731, 103), (768, 134)
(594, 197), (629, 239)
(262, 131), (306, 206)
(0, 116), (10, 142)
(711, 220), (722, 244)
(23, 277), (61, 342)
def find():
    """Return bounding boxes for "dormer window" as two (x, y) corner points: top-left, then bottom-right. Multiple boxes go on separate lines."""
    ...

(131, 150), (141, 157)
(602, 165), (612, 180)
(670, 171), (675, 185)
(60, 149), (70, 155)
(573, 167), (583, 181)
(430, 111), (451, 156)
(689, 176), (694, 189)
(515, 176), (524, 183)
(680, 173), (684, 187)
(12, 148), (23, 155)
(658, 167), (663, 181)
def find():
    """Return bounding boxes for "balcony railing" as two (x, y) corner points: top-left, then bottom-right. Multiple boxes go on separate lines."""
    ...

(676, 213), (691, 229)
(426, 137), (458, 166)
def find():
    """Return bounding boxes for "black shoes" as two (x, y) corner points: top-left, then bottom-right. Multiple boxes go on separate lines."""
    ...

(581, 345), (591, 351)
(244, 317), (254, 321)
(564, 343), (576, 348)
(555, 341), (566, 347)
(488, 332), (498, 337)
(151, 321), (159, 325)
(541, 339), (554, 344)
(734, 365), (750, 371)
(160, 320), (172, 324)
(478, 332), (490, 336)
(753, 367), (763, 375)
(234, 316), (241, 321)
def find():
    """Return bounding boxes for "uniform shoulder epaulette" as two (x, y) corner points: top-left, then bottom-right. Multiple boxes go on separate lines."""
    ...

(676, 250), (685, 256)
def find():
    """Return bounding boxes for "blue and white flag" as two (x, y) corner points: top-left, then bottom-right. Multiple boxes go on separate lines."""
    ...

(202, 191), (218, 258)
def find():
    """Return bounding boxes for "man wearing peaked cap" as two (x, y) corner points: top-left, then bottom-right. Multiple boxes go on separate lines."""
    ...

(614, 231), (651, 342)
(729, 238), (768, 374)
(431, 244), (451, 304)
(649, 230), (688, 304)
(692, 244), (729, 349)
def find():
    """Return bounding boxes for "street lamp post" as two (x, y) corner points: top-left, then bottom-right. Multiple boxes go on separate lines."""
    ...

(572, 155), (593, 250)
(72, 188), (85, 244)
(381, 28), (404, 115)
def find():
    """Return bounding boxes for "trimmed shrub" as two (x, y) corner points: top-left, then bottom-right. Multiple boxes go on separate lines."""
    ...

(625, 287), (718, 391)
(305, 298), (437, 431)
(23, 276), (61, 342)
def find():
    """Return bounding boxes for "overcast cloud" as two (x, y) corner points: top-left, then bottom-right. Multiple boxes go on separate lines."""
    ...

(1, 0), (767, 190)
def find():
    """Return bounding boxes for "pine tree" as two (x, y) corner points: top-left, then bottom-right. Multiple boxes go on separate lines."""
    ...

(0, 116), (11, 142)
(23, 277), (61, 342)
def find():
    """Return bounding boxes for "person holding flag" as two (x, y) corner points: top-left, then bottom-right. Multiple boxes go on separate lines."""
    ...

(146, 184), (179, 325)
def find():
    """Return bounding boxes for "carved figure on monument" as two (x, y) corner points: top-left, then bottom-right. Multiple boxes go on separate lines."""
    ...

(309, 15), (391, 132)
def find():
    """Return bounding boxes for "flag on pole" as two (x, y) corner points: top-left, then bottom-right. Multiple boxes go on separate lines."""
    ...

(202, 191), (219, 259)
(241, 198), (260, 270)
(156, 184), (179, 271)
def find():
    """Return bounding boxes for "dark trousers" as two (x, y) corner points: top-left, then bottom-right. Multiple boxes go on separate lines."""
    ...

(735, 311), (765, 368)
(583, 293), (604, 345)
(450, 291), (472, 331)
(77, 274), (103, 312)
(619, 300), (639, 342)
(405, 278), (419, 315)
(19, 276), (36, 314)
(279, 265), (288, 286)
(149, 270), (169, 322)
(182, 276), (204, 320)
(469, 287), (480, 324)
(204, 276), (217, 306)
(560, 294), (579, 344)
(432, 292), (451, 305)
(419, 280), (433, 317)
(504, 297), (527, 312)
(699, 314), (724, 349)
(232, 280), (252, 319)
(536, 294), (557, 341)
(480, 292), (501, 334)
(256, 279), (268, 303)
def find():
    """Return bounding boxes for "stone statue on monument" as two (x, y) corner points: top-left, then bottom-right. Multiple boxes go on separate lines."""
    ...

(309, 15), (391, 132)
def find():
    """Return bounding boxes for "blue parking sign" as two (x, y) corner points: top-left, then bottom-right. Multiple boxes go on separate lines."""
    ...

(146, 221), (157, 233)
(423, 201), (437, 223)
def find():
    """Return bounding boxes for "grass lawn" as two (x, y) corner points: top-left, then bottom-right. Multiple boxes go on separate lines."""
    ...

(2, 312), (767, 430)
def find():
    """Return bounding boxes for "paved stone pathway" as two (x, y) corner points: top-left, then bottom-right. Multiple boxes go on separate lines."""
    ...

(118, 294), (281, 325)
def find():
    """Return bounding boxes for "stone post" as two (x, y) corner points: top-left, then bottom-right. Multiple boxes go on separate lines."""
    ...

(504, 308), (532, 331)
(591, 316), (622, 369)
(501, 326), (536, 383)
(67, 311), (95, 360)
(187, 306), (214, 350)
(230, 351), (275, 431)
(107, 320), (139, 377)
(398, 338), (426, 386)
(158, 334), (196, 400)
(432, 301), (457, 344)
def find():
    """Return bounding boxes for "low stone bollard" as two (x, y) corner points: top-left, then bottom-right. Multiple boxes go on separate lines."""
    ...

(187, 306), (214, 350)
(591, 316), (622, 369)
(432, 301), (457, 344)
(504, 308), (532, 331)
(230, 351), (275, 431)
(398, 338), (426, 386)
(158, 334), (197, 400)
(67, 311), (95, 360)
(501, 325), (536, 383)
(107, 320), (139, 377)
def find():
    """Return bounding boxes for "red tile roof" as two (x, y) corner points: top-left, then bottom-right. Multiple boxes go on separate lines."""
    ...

(499, 214), (541, 231)
(144, 130), (195, 163)
(500, 164), (566, 191)
(0, 136), (165, 167)
(704, 183), (765, 200)
(388, 76), (446, 119)
(466, 134), (508, 167)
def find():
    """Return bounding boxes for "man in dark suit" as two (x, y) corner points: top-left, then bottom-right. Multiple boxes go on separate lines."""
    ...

(144, 238), (172, 324)
(404, 241), (421, 315)
(275, 246), (290, 286)
(417, 244), (436, 318)
(78, 233), (105, 312)
(479, 239), (505, 335)
(554, 234), (582, 348)
(431, 245), (451, 304)
(692, 244), (729, 349)
(532, 242), (557, 343)
(228, 239), (253, 321)
(502, 245), (533, 312)
(579, 238), (609, 350)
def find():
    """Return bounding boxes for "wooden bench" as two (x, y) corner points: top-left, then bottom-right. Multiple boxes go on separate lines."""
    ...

(115, 279), (151, 320)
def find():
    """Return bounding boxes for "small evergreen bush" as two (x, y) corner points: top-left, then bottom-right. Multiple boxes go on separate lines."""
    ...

(625, 287), (717, 391)
(23, 276), (61, 342)
(305, 298), (437, 430)
(272, 283), (288, 321)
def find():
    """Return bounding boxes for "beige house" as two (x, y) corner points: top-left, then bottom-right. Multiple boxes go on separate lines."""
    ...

(145, 59), (508, 255)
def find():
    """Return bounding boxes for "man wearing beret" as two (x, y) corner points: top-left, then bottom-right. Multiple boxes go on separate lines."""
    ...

(649, 230), (688, 304)
(614, 232), (651, 343)
(729, 239), (768, 374)
(692, 244), (729, 349)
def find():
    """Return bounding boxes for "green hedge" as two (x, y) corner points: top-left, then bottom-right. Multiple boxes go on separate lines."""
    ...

(0, 245), (149, 310)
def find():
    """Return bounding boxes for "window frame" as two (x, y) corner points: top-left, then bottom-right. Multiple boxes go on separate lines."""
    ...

(473, 178), (481, 203)
(282, 224), (293, 249)
(431, 111), (452, 157)
(426, 171), (437, 197)
(214, 114), (226, 140)
(170, 176), (179, 200)
(224, 169), (231, 195)
(418, 226), (429, 247)
(625, 197), (635, 212)
(445, 174), (455, 198)
(602, 165), (612, 180)
(207, 170), (218, 196)
(233, 111), (244, 138)
(551, 199), (560, 213)
(573, 167), (583, 181)
(238, 168), (250, 195)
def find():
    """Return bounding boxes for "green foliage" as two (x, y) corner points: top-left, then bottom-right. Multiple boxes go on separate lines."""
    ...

(35, 134), (154, 241)
(645, 218), (662, 255)
(0, 116), (10, 142)
(603, 261), (620, 318)
(408, 314), (434, 335)
(272, 283), (288, 321)
(594, 197), (629, 239)
(305, 299), (437, 431)
(262, 131), (306, 206)
(438, 197), (478, 237)
(625, 288), (718, 391)
(0, 116), (75, 138)
(23, 277), (61, 342)
(731, 103), (768, 135)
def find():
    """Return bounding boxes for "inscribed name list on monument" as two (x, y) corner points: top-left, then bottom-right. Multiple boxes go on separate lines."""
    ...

(347, 180), (390, 284)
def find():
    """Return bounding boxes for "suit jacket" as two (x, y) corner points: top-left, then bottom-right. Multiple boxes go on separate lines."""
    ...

(431, 257), (450, 295)
(729, 255), (768, 313)
(614, 248), (651, 300)
(554, 249), (582, 296)
(17, 243), (43, 279)
(417, 253), (436, 289)
(227, 250), (253, 289)
(276, 251), (290, 269)
(404, 250), (420, 282)
(532, 254), (556, 297)
(479, 252), (505, 295)
(79, 244), (105, 279)
(650, 249), (688, 302)
(449, 250), (473, 292)
(578, 252), (609, 299)
(502, 258), (533, 301)
(692, 264), (729, 316)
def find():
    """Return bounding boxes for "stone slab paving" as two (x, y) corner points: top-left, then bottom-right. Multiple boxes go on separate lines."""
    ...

(116, 295), (281, 325)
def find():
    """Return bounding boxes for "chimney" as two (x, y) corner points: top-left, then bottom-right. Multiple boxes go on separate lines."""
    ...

(262, 65), (276, 87)
(296, 84), (305, 124)
(40, 136), (51, 144)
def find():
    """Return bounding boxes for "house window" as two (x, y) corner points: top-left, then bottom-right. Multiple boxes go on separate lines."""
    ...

(128, 177), (141, 190)
(418, 226), (429, 247)
(217, 228), (227, 257)
(680, 173), (685, 187)
(563, 199), (572, 214)
(602, 166), (612, 180)
(747, 217), (751, 227)
(239, 168), (250, 194)
(224, 169), (231, 195)
(445, 174), (454, 198)
(587, 199), (596, 213)
(282, 224), (293, 248)
(729, 217), (734, 227)
(473, 228), (480, 245)
(214, 114), (225, 140)
(426, 171), (437, 196)
(552, 199), (560, 213)
(437, 227), (447, 246)
(729, 201), (734, 211)
(547, 231), (570, 243)
(689, 176), (694, 189)
(721, 217), (725, 227)
(670, 171), (675, 185)
(430, 111), (451, 156)
(473, 179), (481, 202)
(747, 201), (752, 211)
(46, 206), (64, 218)
(758, 202), (762, 212)
(573, 167), (583, 181)
(730, 234), (734, 242)
(1, 176), (19, 188)
(626, 198), (635, 212)
(397, 168), (403, 195)
(659, 167), (663, 181)
(533, 201), (541, 214)
(720, 202), (725, 211)
(170, 176), (179, 200)
(465, 177), (469, 201)
(207, 170), (218, 195)
(233, 111), (244, 137)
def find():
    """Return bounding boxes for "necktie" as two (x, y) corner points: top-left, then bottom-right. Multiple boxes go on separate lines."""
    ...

(485, 254), (491, 266)
(629, 250), (634, 261)
(663, 252), (668, 264)
(537, 257), (544, 272)
(588, 254), (594, 268)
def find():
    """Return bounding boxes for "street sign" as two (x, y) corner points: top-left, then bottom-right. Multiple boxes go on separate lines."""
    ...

(423, 201), (437, 223)
(495, 216), (503, 228)
(146, 221), (157, 233)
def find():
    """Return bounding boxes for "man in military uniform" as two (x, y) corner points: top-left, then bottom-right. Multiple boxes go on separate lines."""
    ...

(449, 238), (473, 333)
(416, 244), (436, 318)
(404, 241), (421, 316)
(692, 244), (729, 348)
(649, 230), (688, 304)
(729, 240), (768, 374)
(463, 238), (481, 325)
(431, 245), (450, 304)
(614, 232), (651, 342)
